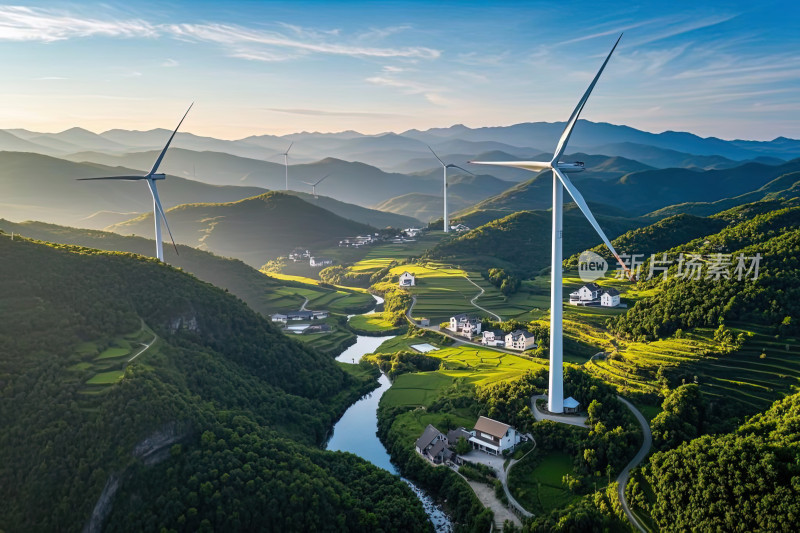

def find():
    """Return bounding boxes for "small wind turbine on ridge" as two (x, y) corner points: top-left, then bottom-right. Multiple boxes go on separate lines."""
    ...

(471, 34), (631, 414)
(427, 145), (473, 233)
(78, 104), (193, 262)
(301, 173), (331, 198)
(281, 142), (293, 190)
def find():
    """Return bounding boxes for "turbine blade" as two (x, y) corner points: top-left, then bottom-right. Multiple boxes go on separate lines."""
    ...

(77, 175), (146, 181)
(447, 164), (475, 176)
(469, 160), (551, 172)
(551, 34), (622, 164)
(149, 103), (194, 176)
(315, 173), (331, 186)
(284, 141), (294, 155)
(553, 167), (629, 277)
(427, 145), (445, 166)
(147, 180), (179, 256)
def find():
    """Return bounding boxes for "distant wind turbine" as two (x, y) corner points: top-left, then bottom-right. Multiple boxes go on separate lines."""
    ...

(281, 142), (293, 190)
(427, 145), (473, 233)
(78, 104), (193, 262)
(471, 35), (631, 414)
(301, 173), (331, 198)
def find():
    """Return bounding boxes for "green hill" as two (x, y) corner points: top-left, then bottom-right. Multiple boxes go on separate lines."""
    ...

(646, 170), (800, 218)
(460, 159), (800, 220)
(427, 207), (644, 275)
(0, 236), (429, 532)
(0, 151), (267, 228)
(285, 190), (421, 227)
(0, 219), (373, 317)
(638, 390), (800, 531)
(107, 192), (376, 267)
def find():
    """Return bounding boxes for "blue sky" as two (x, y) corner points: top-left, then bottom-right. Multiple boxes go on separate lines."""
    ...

(0, 0), (797, 140)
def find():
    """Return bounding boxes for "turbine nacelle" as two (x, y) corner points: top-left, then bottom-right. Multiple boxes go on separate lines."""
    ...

(149, 173), (166, 180)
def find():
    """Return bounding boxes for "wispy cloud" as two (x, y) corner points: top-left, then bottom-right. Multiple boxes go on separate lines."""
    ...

(161, 58), (179, 67)
(365, 75), (450, 105)
(165, 22), (440, 61)
(0, 6), (440, 62)
(0, 6), (156, 42)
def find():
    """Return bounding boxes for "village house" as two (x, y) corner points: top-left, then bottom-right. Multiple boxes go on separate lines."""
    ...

(481, 329), (506, 347)
(469, 416), (521, 456)
(287, 310), (313, 321)
(415, 424), (452, 465)
(448, 313), (482, 338)
(309, 256), (334, 267)
(600, 288), (621, 307)
(311, 310), (329, 319)
(403, 228), (423, 238)
(270, 313), (288, 324)
(417, 318), (430, 327)
(569, 282), (602, 304)
(505, 330), (536, 351)
(399, 271), (416, 287)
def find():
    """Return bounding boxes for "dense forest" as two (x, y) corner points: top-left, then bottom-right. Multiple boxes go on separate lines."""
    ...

(427, 209), (642, 275)
(632, 389), (800, 531)
(608, 206), (800, 340)
(0, 235), (430, 532)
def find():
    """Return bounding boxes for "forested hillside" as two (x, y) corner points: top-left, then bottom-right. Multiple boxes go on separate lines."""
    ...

(0, 236), (430, 532)
(634, 390), (800, 531)
(429, 207), (643, 275)
(107, 191), (375, 267)
(0, 219), (374, 317)
(608, 205), (800, 340)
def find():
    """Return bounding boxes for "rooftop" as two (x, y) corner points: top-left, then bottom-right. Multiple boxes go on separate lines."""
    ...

(473, 416), (511, 439)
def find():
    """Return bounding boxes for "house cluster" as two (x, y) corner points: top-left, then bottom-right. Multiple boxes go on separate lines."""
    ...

(569, 283), (622, 307)
(448, 313), (482, 338)
(415, 415), (523, 464)
(449, 223), (470, 233)
(339, 233), (383, 248)
(481, 329), (537, 351)
(398, 271), (416, 287)
(288, 249), (310, 262)
(286, 249), (334, 268)
(270, 309), (329, 323)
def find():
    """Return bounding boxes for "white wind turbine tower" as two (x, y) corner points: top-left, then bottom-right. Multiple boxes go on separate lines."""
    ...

(471, 35), (631, 413)
(301, 173), (331, 198)
(78, 104), (193, 262)
(280, 142), (293, 190)
(427, 145), (473, 233)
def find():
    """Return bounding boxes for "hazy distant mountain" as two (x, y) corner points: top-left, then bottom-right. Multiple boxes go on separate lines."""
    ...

(592, 142), (786, 170)
(402, 120), (800, 161)
(0, 152), (267, 228)
(107, 191), (375, 267)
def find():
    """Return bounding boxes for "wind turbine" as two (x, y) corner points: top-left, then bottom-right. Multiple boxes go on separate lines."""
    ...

(301, 173), (331, 198)
(471, 35), (631, 414)
(280, 142), (293, 190)
(78, 104), (193, 262)
(428, 145), (473, 233)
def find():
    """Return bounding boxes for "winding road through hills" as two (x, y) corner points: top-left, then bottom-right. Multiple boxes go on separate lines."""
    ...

(616, 395), (651, 533)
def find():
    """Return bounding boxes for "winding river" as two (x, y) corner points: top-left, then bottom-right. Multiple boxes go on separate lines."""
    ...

(325, 295), (453, 532)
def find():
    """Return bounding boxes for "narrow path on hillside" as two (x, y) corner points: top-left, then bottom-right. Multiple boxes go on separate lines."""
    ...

(464, 275), (502, 321)
(616, 395), (651, 533)
(128, 322), (157, 364)
(299, 297), (310, 311)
